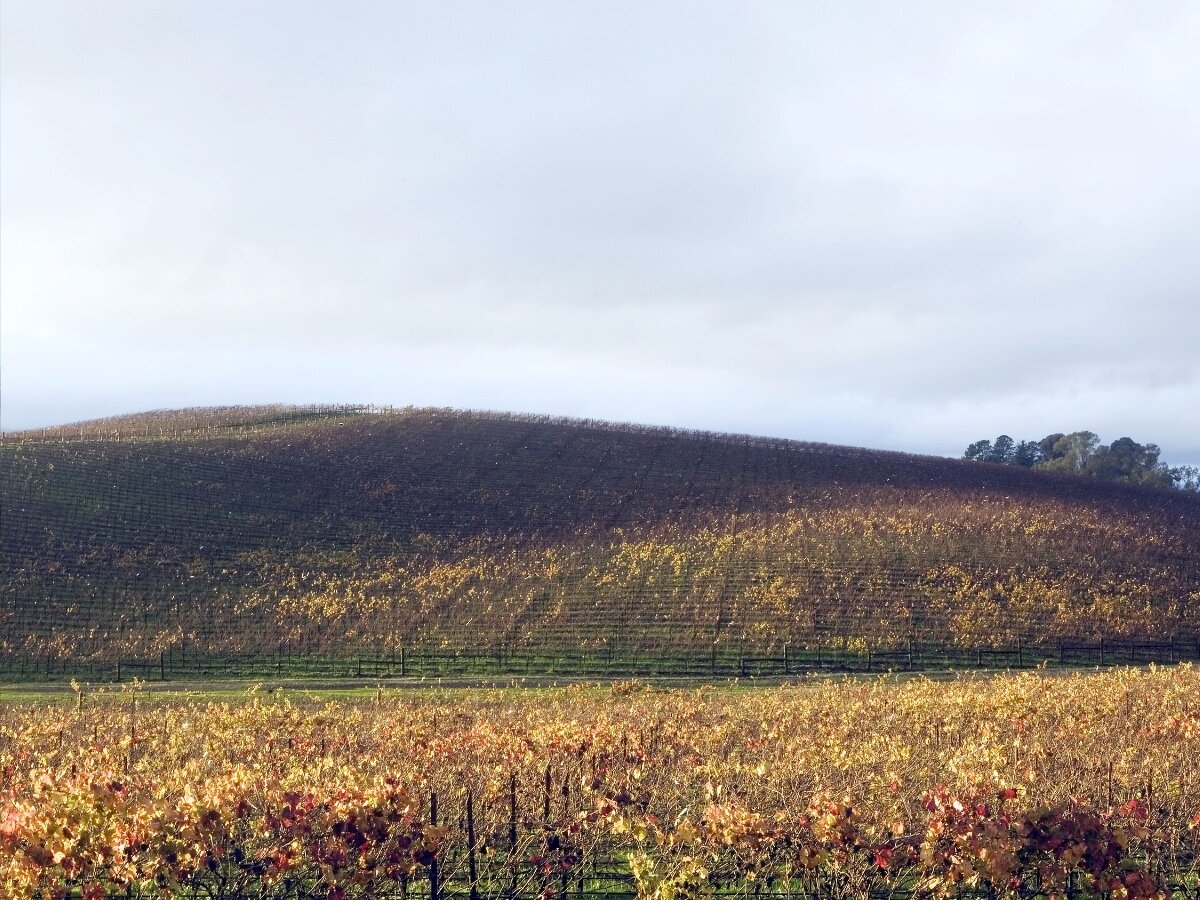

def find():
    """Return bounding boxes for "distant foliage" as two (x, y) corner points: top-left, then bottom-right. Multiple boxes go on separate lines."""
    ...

(964, 430), (1195, 489)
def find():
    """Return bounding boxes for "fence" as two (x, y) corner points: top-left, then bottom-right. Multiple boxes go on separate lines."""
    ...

(3, 638), (1198, 683)
(32, 776), (1200, 899)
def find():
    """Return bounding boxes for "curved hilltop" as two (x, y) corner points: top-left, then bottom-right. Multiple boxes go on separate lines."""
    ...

(2, 405), (1198, 675)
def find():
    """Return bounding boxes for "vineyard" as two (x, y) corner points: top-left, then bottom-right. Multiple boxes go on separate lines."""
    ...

(2, 668), (1199, 898)
(3, 405), (1199, 678)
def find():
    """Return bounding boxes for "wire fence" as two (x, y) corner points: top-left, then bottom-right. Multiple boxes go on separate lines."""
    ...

(33, 778), (1200, 899)
(4, 637), (1198, 683)
(71, 873), (1200, 900)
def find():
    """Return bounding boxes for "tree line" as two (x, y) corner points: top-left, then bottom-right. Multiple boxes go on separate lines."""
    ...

(964, 431), (1199, 490)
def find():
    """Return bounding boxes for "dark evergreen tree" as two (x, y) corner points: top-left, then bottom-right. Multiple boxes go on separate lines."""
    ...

(1013, 440), (1043, 467)
(987, 435), (1016, 463)
(964, 439), (993, 461)
(1085, 437), (1172, 486)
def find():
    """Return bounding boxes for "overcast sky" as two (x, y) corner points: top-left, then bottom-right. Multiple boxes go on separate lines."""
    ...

(2, 2), (1198, 465)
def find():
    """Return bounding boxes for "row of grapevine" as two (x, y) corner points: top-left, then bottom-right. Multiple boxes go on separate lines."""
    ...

(3, 407), (1198, 674)
(2, 638), (1198, 684)
(3, 668), (1199, 898)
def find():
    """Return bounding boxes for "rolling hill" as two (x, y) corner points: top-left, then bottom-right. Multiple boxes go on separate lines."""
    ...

(2, 404), (1198, 678)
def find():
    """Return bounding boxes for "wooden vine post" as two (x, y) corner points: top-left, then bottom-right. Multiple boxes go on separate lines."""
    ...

(125, 687), (137, 775)
(429, 791), (440, 900)
(508, 773), (519, 900)
(560, 772), (571, 900)
(466, 788), (480, 900)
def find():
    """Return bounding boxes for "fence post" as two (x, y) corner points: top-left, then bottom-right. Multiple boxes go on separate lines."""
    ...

(429, 791), (439, 900)
(508, 774), (519, 900)
(1017, 637), (1023, 669)
(125, 690), (137, 775)
(467, 789), (480, 900)
(558, 770), (572, 898)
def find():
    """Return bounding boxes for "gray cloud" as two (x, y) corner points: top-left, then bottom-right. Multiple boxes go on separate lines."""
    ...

(2, 1), (1198, 467)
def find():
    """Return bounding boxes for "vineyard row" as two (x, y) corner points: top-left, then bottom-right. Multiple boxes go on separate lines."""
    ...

(2, 638), (1199, 684)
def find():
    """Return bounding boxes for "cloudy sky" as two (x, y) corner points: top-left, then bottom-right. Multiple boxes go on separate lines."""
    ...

(2, 2), (1198, 465)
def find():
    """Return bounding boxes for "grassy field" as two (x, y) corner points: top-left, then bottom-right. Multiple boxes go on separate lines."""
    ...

(0, 667), (1049, 704)
(2, 667), (1198, 898)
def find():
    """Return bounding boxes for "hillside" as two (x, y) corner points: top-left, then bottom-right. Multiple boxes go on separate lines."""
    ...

(2, 404), (1199, 677)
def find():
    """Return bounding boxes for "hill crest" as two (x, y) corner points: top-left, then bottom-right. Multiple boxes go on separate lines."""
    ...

(2, 404), (1198, 678)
